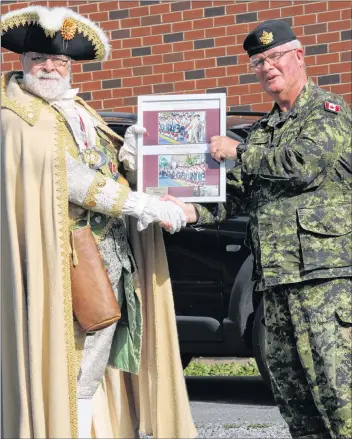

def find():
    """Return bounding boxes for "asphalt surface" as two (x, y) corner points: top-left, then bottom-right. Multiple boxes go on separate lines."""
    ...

(186, 376), (291, 438)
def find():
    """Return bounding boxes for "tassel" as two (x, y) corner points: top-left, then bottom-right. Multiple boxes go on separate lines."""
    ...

(71, 229), (79, 267)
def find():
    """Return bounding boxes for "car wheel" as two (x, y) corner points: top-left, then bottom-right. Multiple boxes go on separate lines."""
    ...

(252, 298), (271, 387)
(181, 354), (193, 370)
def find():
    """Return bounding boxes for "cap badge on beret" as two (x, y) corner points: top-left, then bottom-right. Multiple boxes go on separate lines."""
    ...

(259, 30), (273, 45)
(61, 18), (77, 41)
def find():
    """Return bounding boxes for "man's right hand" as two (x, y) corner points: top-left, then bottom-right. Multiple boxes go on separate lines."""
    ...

(159, 194), (199, 227)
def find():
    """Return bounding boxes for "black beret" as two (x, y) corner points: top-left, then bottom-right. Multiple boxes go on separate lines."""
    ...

(243, 20), (296, 57)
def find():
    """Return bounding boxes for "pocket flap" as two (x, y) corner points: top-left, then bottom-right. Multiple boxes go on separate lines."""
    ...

(297, 205), (351, 236)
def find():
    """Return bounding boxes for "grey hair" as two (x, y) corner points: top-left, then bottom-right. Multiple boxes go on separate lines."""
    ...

(284, 39), (303, 50)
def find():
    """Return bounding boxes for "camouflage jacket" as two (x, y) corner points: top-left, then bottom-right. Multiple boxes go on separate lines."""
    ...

(196, 78), (352, 290)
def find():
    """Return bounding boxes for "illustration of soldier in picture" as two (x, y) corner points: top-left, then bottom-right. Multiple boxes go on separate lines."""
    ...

(158, 111), (206, 144)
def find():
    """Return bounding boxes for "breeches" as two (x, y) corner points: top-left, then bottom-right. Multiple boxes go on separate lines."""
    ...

(263, 278), (352, 439)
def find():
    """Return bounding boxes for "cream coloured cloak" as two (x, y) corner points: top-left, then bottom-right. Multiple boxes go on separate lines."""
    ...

(1, 71), (197, 439)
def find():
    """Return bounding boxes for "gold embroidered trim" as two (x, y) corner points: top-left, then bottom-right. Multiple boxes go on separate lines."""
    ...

(53, 111), (78, 439)
(1, 73), (43, 125)
(1, 13), (106, 60)
(94, 217), (118, 244)
(83, 173), (106, 208)
(110, 185), (130, 217)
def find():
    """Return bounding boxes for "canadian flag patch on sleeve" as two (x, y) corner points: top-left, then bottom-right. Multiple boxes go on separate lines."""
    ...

(324, 101), (341, 113)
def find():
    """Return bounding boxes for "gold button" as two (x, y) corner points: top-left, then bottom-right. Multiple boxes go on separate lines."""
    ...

(87, 201), (96, 207)
(98, 179), (106, 187)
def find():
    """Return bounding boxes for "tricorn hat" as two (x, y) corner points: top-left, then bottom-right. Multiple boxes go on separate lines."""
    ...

(243, 20), (296, 57)
(1, 5), (110, 61)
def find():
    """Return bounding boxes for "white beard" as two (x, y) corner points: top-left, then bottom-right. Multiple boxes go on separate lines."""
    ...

(23, 70), (71, 102)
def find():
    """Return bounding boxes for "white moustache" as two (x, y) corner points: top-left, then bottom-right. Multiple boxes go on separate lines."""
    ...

(36, 72), (61, 80)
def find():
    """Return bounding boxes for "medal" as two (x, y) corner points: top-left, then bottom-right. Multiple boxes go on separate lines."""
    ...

(83, 148), (107, 169)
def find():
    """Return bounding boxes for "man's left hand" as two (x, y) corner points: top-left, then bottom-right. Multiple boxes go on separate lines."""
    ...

(210, 136), (241, 162)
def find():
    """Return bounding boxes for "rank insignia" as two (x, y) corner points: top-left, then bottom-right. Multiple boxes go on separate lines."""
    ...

(324, 101), (341, 113)
(259, 30), (274, 45)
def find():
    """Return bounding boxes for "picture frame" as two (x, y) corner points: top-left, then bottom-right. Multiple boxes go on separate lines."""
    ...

(137, 93), (227, 203)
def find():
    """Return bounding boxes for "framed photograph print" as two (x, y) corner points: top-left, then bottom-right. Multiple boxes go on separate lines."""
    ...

(137, 93), (226, 203)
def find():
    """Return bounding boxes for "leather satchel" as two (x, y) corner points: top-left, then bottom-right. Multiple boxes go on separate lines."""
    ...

(70, 225), (121, 333)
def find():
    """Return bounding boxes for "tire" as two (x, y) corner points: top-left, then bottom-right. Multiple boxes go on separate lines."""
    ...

(252, 298), (271, 387)
(181, 354), (193, 370)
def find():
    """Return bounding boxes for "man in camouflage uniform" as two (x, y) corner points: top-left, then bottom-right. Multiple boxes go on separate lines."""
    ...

(166, 20), (352, 439)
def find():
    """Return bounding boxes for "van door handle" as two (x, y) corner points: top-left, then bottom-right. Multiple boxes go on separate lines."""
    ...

(226, 244), (241, 252)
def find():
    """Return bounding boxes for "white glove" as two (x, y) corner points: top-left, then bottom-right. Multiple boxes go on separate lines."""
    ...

(118, 124), (146, 172)
(123, 191), (186, 233)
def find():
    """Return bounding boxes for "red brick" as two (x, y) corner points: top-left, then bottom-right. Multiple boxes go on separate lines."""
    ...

(215, 36), (237, 47)
(341, 51), (352, 62)
(73, 72), (92, 83)
(317, 32), (340, 44)
(123, 77), (142, 87)
(330, 83), (352, 94)
(164, 72), (184, 82)
(142, 55), (163, 66)
(226, 64), (248, 75)
(304, 1), (327, 13)
(131, 27), (151, 37)
(142, 74), (163, 85)
(150, 2), (170, 14)
(205, 47), (226, 58)
(81, 81), (101, 92)
(306, 64), (329, 76)
(226, 3), (248, 14)
(214, 15), (235, 27)
(71, 63), (82, 73)
(122, 38), (142, 49)
(119, 105), (135, 113)
(90, 12), (109, 22)
(152, 44), (173, 54)
(227, 23), (249, 36)
(153, 63), (174, 74)
(175, 80), (196, 91)
(196, 78), (218, 89)
(111, 49), (131, 59)
(111, 40), (122, 50)
(300, 35), (317, 45)
(329, 61), (352, 74)
(251, 102), (272, 112)
(174, 60), (195, 72)
(92, 90), (112, 100)
(328, 20), (352, 32)
(121, 17), (141, 28)
(173, 41), (193, 52)
(341, 72), (352, 83)
(248, 83), (264, 94)
(103, 59), (125, 70)
(2, 51), (19, 62)
(215, 1), (237, 5)
(130, 6), (149, 17)
(329, 40), (352, 53)
(195, 58), (216, 69)
(98, 1), (120, 12)
(143, 35), (163, 46)
(259, 9), (280, 20)
(117, 1), (138, 8)
(228, 84), (250, 95)
(172, 21), (193, 32)
(318, 10), (341, 22)
(248, 1), (270, 11)
(112, 88), (133, 98)
(328, 1), (351, 11)
(79, 3), (98, 14)
(281, 5), (304, 17)
(100, 21), (120, 31)
(205, 26), (226, 38)
(151, 24), (172, 35)
(123, 57), (143, 67)
(88, 100), (103, 110)
(227, 95), (240, 106)
(341, 8), (352, 19)
(163, 11), (182, 23)
(184, 49), (205, 60)
(133, 85), (153, 95)
(104, 98), (124, 109)
(92, 70), (113, 81)
(8, 1), (30, 9)
(294, 14), (317, 26)
(184, 30), (205, 40)
(193, 18), (214, 30)
(206, 67), (227, 78)
(111, 68), (133, 78)
(218, 76), (236, 87)
(183, 9), (204, 20)
(13, 61), (23, 70)
(316, 53), (340, 64)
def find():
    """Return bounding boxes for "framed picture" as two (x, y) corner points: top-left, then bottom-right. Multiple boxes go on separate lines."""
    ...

(137, 93), (226, 202)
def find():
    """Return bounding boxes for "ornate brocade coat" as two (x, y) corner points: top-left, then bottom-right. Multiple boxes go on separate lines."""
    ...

(196, 78), (352, 290)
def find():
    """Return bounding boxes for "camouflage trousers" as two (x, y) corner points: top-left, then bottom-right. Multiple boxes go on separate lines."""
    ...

(263, 278), (352, 439)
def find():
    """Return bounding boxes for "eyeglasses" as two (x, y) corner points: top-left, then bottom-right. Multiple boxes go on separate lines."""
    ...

(29, 55), (69, 67)
(249, 49), (296, 71)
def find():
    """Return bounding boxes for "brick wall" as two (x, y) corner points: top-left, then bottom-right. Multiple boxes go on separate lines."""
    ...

(1, 0), (351, 113)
